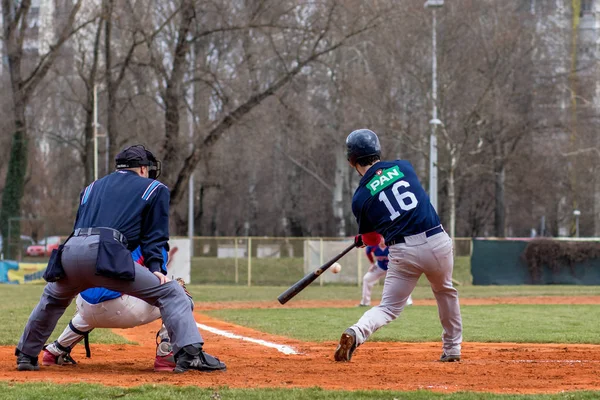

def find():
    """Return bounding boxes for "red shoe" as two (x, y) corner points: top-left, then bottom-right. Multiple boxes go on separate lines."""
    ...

(42, 349), (77, 366)
(154, 353), (176, 372)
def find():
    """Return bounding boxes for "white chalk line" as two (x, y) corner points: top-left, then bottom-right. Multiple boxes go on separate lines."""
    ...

(196, 322), (300, 355)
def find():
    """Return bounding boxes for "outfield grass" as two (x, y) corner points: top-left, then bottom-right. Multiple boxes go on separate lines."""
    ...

(0, 285), (132, 346)
(206, 304), (600, 344)
(3, 283), (600, 346)
(0, 382), (598, 400)
(191, 255), (473, 286)
(184, 284), (600, 303)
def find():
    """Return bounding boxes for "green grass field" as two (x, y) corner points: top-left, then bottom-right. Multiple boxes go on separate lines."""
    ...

(3, 284), (600, 347)
(3, 275), (600, 398)
(2, 382), (600, 400)
(206, 304), (600, 343)
(0, 286), (132, 346)
(1, 382), (600, 400)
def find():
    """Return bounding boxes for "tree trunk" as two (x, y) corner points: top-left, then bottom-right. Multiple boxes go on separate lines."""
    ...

(0, 0), (81, 243)
(448, 155), (456, 238)
(84, 17), (104, 184)
(594, 163), (600, 236)
(159, 0), (194, 185)
(246, 171), (258, 236)
(332, 150), (348, 237)
(0, 0), (28, 245)
(0, 121), (28, 247)
(494, 161), (506, 237)
(104, 0), (120, 165)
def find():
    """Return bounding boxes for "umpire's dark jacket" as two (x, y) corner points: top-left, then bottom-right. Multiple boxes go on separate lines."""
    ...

(74, 170), (169, 274)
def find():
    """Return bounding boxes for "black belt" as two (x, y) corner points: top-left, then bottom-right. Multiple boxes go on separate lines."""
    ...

(73, 227), (127, 246)
(386, 225), (444, 246)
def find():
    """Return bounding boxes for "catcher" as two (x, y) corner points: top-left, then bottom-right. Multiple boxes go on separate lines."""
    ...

(42, 246), (190, 372)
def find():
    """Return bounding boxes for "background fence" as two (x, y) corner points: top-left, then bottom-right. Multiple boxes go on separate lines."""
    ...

(190, 237), (473, 286)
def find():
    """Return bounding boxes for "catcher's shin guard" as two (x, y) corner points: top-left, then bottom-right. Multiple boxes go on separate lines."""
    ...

(156, 325), (172, 357)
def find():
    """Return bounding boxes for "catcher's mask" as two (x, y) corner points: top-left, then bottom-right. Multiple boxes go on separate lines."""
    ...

(115, 144), (162, 179)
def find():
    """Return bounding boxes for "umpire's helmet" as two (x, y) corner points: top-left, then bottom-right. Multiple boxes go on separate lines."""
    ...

(115, 144), (162, 179)
(346, 129), (381, 167)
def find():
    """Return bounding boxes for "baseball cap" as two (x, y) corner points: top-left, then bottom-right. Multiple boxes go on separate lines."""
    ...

(115, 145), (161, 179)
(115, 145), (151, 168)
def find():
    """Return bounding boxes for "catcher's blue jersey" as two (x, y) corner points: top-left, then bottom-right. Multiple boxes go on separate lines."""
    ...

(80, 247), (168, 305)
(366, 245), (389, 271)
(352, 160), (440, 244)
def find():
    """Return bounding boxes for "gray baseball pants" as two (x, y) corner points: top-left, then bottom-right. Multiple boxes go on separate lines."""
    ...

(17, 235), (203, 358)
(351, 231), (462, 355)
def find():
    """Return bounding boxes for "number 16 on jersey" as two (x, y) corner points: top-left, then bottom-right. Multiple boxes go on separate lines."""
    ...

(379, 180), (418, 221)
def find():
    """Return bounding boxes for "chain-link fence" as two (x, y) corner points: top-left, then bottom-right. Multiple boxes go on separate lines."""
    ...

(191, 236), (472, 286)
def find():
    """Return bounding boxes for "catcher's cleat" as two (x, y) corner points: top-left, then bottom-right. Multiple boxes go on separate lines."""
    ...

(154, 353), (176, 372)
(173, 345), (226, 373)
(334, 328), (357, 362)
(42, 349), (77, 366)
(16, 350), (39, 371)
(439, 352), (461, 362)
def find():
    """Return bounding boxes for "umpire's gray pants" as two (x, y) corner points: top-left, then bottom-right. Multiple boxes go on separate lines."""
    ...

(17, 235), (203, 358)
(351, 231), (463, 355)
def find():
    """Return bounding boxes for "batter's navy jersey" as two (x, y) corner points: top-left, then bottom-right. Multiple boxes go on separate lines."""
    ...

(74, 170), (169, 274)
(352, 160), (440, 244)
(366, 246), (389, 271)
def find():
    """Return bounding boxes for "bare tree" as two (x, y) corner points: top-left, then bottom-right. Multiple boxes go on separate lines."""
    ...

(0, 0), (83, 241)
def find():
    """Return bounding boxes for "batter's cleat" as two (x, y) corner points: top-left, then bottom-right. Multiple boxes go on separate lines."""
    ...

(357, 303), (369, 307)
(439, 352), (461, 362)
(154, 353), (176, 372)
(334, 328), (357, 362)
(406, 296), (413, 306)
(173, 345), (226, 373)
(16, 351), (39, 371)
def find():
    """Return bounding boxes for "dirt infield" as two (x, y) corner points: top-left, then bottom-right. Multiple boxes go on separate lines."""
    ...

(2, 297), (600, 394)
(195, 296), (600, 310)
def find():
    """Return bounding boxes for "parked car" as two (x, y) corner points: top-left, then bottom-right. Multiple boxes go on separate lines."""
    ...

(26, 236), (63, 257)
(0, 235), (35, 257)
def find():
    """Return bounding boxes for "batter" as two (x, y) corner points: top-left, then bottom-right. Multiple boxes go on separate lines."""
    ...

(335, 129), (463, 363)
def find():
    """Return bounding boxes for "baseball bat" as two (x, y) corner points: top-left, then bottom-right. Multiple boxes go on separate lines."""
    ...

(277, 242), (357, 305)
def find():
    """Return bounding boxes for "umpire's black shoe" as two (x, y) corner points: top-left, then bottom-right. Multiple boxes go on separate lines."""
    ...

(439, 352), (461, 362)
(173, 344), (226, 373)
(334, 328), (358, 362)
(16, 350), (39, 371)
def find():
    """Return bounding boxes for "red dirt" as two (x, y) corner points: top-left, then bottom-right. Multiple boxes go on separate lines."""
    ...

(196, 296), (600, 310)
(2, 297), (600, 394)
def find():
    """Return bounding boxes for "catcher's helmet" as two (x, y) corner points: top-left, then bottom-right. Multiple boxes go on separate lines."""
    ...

(115, 144), (162, 179)
(346, 129), (381, 167)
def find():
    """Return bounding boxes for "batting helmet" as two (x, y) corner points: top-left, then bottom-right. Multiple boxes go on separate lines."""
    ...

(346, 129), (381, 167)
(115, 144), (162, 179)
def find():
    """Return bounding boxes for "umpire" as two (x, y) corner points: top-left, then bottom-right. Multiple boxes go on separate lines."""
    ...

(15, 145), (226, 373)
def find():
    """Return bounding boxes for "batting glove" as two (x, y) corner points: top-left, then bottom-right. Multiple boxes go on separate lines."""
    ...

(354, 235), (365, 248)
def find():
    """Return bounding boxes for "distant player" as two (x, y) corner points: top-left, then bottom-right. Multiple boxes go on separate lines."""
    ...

(360, 237), (413, 307)
(335, 129), (462, 363)
(42, 246), (185, 372)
